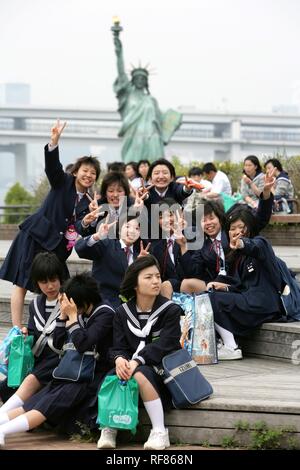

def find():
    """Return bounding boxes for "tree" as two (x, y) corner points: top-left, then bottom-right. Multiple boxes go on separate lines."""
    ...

(3, 183), (35, 224)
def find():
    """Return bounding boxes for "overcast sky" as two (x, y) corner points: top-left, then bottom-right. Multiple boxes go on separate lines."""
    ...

(1, 0), (300, 113)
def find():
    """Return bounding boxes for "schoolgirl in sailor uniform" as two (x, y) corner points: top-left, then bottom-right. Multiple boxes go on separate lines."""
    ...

(0, 121), (101, 327)
(97, 255), (183, 451)
(0, 274), (114, 447)
(0, 253), (65, 417)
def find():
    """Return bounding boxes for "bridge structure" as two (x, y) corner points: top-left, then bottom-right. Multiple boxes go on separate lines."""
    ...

(1, 105), (300, 185)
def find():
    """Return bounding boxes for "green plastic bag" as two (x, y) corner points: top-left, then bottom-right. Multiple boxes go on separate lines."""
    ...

(7, 335), (35, 388)
(220, 192), (243, 212)
(97, 375), (139, 433)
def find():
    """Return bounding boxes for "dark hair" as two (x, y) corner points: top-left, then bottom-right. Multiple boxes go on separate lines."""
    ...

(244, 155), (262, 175)
(62, 273), (101, 309)
(116, 213), (141, 240)
(100, 171), (130, 200)
(65, 163), (74, 173)
(72, 156), (101, 180)
(188, 166), (203, 177)
(125, 162), (139, 176)
(226, 207), (258, 238)
(203, 200), (226, 229)
(202, 162), (217, 174)
(264, 158), (283, 172)
(137, 159), (150, 175)
(225, 208), (258, 266)
(107, 161), (126, 173)
(120, 255), (161, 301)
(147, 158), (176, 180)
(31, 252), (65, 293)
(157, 197), (179, 212)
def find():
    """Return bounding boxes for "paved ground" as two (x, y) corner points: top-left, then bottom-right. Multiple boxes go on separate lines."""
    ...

(3, 430), (215, 450)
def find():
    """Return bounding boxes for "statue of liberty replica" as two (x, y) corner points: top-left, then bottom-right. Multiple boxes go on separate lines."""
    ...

(111, 18), (182, 164)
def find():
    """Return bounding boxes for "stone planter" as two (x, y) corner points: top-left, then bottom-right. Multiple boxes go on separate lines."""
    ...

(0, 224), (19, 240)
(261, 223), (300, 246)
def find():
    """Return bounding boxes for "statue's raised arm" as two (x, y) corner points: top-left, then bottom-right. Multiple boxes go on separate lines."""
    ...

(111, 18), (182, 164)
(113, 35), (127, 82)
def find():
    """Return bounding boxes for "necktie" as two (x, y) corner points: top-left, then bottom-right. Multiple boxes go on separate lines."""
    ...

(212, 239), (222, 274)
(167, 238), (174, 249)
(124, 246), (131, 263)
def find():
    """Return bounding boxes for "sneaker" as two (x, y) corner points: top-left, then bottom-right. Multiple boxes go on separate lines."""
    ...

(97, 427), (117, 449)
(217, 344), (243, 361)
(144, 428), (170, 450)
(0, 432), (5, 448)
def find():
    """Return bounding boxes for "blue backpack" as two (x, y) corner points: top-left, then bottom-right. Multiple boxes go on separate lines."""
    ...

(276, 257), (300, 321)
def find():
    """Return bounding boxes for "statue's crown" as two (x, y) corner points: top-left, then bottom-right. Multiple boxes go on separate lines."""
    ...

(131, 67), (149, 79)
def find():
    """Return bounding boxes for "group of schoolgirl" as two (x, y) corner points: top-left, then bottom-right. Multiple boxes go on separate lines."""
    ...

(0, 253), (182, 450)
(0, 121), (293, 449)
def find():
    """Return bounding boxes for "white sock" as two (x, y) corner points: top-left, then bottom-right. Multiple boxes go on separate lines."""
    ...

(0, 414), (29, 437)
(144, 398), (165, 433)
(0, 412), (9, 425)
(0, 393), (24, 413)
(215, 323), (238, 349)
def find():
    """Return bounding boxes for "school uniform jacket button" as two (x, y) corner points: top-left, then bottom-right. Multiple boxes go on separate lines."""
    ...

(59, 232), (63, 235)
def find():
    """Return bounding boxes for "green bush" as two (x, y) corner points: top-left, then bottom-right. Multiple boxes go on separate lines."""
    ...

(3, 183), (35, 224)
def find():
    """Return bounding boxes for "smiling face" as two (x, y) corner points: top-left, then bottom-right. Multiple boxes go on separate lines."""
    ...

(106, 182), (126, 208)
(135, 265), (161, 298)
(150, 164), (173, 191)
(201, 211), (222, 238)
(228, 218), (248, 243)
(120, 218), (140, 246)
(74, 164), (98, 192)
(159, 210), (175, 234)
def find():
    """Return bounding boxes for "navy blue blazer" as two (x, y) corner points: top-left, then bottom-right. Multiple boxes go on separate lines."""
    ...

(150, 238), (184, 283)
(209, 236), (283, 335)
(20, 145), (90, 252)
(75, 196), (136, 237)
(75, 237), (139, 308)
(144, 181), (192, 207)
(180, 193), (274, 283)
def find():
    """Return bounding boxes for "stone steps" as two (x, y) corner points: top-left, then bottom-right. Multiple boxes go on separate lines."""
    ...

(239, 321), (300, 362)
(138, 357), (300, 448)
(1, 244), (300, 449)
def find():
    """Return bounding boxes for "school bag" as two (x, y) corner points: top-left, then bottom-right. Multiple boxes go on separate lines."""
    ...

(162, 349), (213, 409)
(52, 340), (97, 383)
(276, 257), (300, 321)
